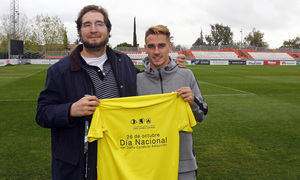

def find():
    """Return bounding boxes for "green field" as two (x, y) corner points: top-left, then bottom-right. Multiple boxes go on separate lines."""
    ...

(0, 64), (299, 179)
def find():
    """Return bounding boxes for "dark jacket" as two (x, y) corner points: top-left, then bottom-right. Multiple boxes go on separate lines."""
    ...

(36, 44), (139, 179)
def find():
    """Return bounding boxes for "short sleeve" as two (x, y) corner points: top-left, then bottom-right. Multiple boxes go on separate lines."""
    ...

(88, 107), (104, 142)
(177, 97), (197, 132)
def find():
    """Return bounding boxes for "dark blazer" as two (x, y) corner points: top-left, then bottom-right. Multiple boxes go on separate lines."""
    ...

(36, 44), (139, 179)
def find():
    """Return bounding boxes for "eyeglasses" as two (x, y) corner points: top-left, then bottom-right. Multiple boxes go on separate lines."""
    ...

(82, 21), (106, 29)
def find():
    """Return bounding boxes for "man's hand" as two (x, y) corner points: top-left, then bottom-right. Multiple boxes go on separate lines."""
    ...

(176, 87), (194, 104)
(175, 54), (187, 68)
(70, 96), (100, 117)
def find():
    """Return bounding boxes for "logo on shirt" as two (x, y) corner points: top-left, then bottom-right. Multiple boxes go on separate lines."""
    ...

(130, 118), (154, 130)
(131, 118), (151, 125)
(131, 119), (138, 124)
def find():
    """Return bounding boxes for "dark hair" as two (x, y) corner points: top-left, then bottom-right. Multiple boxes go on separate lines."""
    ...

(75, 5), (112, 40)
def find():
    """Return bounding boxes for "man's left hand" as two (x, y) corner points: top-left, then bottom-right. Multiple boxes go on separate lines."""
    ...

(176, 87), (194, 104)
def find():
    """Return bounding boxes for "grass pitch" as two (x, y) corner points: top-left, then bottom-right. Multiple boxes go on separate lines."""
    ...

(0, 64), (299, 179)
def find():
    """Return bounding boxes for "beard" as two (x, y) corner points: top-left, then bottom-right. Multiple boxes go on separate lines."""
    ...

(81, 35), (109, 51)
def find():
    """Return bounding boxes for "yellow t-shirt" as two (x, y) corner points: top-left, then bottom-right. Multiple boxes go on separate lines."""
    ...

(88, 92), (196, 180)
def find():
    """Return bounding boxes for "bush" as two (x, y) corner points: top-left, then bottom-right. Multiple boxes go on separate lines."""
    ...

(0, 51), (8, 59)
(23, 51), (44, 59)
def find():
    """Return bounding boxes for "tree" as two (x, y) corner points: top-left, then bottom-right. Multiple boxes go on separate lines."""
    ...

(205, 23), (233, 46)
(0, 13), (32, 51)
(205, 35), (214, 46)
(1, 12), (68, 52)
(281, 35), (300, 49)
(62, 29), (69, 51)
(25, 31), (42, 52)
(35, 14), (67, 51)
(74, 38), (80, 44)
(192, 29), (206, 49)
(18, 14), (36, 51)
(244, 28), (268, 47)
(170, 35), (174, 47)
(0, 14), (11, 51)
(116, 42), (133, 47)
(17, 14), (31, 40)
(133, 17), (137, 47)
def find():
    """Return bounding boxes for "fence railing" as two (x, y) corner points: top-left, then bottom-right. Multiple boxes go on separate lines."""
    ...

(1, 46), (300, 59)
(114, 45), (300, 53)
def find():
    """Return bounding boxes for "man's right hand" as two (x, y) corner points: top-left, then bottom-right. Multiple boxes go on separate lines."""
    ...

(70, 96), (100, 117)
(175, 54), (187, 68)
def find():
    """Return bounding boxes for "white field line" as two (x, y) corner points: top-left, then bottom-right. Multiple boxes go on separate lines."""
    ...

(1, 80), (255, 101)
(0, 77), (20, 78)
(198, 80), (256, 97)
(0, 68), (47, 102)
(24, 68), (47, 78)
(0, 68), (47, 79)
(204, 94), (254, 97)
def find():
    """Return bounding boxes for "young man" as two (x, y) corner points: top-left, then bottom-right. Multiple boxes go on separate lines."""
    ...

(36, 5), (186, 180)
(137, 25), (208, 180)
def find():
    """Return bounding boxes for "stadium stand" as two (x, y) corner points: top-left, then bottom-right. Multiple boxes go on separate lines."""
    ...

(189, 50), (241, 60)
(228, 49), (246, 60)
(42, 45), (299, 61)
(240, 50), (255, 60)
(183, 50), (196, 60)
(125, 52), (147, 60)
(293, 53), (300, 60)
(125, 51), (182, 60)
(247, 51), (296, 60)
(169, 51), (181, 59)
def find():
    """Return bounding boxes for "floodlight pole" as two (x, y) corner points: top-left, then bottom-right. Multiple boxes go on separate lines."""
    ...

(8, 41), (11, 59)
(10, 0), (19, 40)
(10, 0), (19, 59)
(240, 29), (243, 49)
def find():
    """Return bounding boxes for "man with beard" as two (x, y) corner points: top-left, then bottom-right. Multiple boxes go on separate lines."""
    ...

(36, 5), (186, 180)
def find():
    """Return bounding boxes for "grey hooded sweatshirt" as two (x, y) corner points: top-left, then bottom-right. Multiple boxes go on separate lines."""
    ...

(137, 57), (208, 173)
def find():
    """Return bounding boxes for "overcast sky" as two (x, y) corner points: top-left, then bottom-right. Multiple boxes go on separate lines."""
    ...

(1, 0), (299, 49)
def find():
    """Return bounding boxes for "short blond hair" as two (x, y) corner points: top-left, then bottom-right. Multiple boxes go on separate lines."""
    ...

(145, 25), (170, 43)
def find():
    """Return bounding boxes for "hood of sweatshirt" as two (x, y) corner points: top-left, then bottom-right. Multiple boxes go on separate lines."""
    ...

(142, 56), (179, 82)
